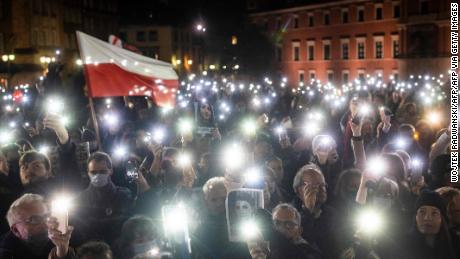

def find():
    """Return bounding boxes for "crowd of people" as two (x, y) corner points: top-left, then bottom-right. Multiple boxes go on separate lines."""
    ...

(0, 70), (457, 259)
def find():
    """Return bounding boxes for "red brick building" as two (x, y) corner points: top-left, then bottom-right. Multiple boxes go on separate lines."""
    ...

(249, 0), (450, 85)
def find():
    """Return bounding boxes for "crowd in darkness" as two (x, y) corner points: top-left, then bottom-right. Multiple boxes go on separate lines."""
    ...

(0, 69), (457, 259)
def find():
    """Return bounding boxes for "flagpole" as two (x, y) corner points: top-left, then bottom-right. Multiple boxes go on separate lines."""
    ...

(88, 97), (103, 151)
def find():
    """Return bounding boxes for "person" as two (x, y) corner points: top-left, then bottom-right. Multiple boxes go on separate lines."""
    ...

(192, 177), (249, 259)
(291, 164), (338, 259)
(436, 187), (460, 253)
(310, 135), (341, 196)
(247, 203), (322, 259)
(0, 194), (76, 259)
(0, 150), (19, 234)
(75, 152), (133, 243)
(112, 215), (159, 259)
(400, 191), (457, 259)
(76, 241), (113, 259)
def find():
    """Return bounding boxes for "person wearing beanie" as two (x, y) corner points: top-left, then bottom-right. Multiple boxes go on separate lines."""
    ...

(399, 191), (457, 259)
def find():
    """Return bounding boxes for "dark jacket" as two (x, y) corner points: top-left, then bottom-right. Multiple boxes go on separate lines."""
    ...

(292, 198), (338, 259)
(268, 233), (322, 259)
(0, 173), (19, 234)
(0, 231), (75, 259)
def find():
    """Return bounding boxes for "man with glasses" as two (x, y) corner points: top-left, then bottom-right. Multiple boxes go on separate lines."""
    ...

(0, 194), (76, 258)
(292, 164), (338, 259)
(247, 203), (322, 259)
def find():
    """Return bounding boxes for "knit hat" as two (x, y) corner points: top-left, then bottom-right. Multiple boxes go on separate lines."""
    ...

(415, 191), (447, 219)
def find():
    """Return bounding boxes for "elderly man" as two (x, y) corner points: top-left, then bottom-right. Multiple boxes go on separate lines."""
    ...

(192, 177), (250, 259)
(76, 152), (133, 243)
(0, 193), (76, 259)
(248, 203), (322, 259)
(292, 164), (338, 259)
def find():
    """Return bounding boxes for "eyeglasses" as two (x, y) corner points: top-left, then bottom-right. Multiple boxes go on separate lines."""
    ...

(273, 219), (298, 229)
(16, 213), (50, 226)
(89, 169), (109, 175)
(300, 182), (327, 189)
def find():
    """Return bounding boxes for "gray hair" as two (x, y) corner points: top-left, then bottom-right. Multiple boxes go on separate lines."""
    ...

(6, 193), (46, 227)
(203, 177), (227, 196)
(292, 163), (324, 193)
(272, 203), (301, 226)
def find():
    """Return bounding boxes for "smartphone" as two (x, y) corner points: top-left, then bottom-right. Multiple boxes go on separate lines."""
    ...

(126, 160), (139, 182)
(351, 115), (362, 125)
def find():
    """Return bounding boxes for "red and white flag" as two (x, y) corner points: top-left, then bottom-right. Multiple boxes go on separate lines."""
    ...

(108, 35), (143, 55)
(77, 31), (178, 107)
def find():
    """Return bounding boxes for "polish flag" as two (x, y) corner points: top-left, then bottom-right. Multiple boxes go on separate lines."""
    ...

(76, 31), (178, 107)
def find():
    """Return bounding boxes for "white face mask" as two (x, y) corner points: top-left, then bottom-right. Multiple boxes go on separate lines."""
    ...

(90, 174), (110, 187)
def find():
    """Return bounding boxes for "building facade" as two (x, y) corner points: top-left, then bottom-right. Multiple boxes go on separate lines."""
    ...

(249, 0), (450, 85)
(0, 0), (119, 86)
(119, 25), (199, 74)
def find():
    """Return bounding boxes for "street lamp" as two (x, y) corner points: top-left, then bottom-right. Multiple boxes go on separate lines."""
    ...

(1, 54), (15, 88)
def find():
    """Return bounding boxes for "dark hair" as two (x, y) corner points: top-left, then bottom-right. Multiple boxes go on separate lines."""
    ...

(77, 241), (113, 258)
(19, 150), (50, 171)
(87, 151), (113, 170)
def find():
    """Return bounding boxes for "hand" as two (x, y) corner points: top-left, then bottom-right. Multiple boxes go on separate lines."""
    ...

(256, 114), (269, 128)
(211, 128), (222, 141)
(279, 135), (291, 149)
(148, 142), (162, 155)
(247, 238), (269, 259)
(302, 186), (318, 212)
(47, 216), (73, 258)
(43, 114), (69, 144)
(379, 109), (391, 128)
(25, 126), (39, 138)
(350, 119), (363, 137)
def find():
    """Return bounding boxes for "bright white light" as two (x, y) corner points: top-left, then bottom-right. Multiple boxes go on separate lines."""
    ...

(241, 119), (257, 136)
(395, 137), (409, 149)
(149, 247), (160, 256)
(75, 59), (83, 66)
(244, 167), (262, 184)
(8, 122), (16, 128)
(163, 204), (188, 234)
(0, 131), (13, 144)
(61, 116), (70, 126)
(103, 113), (119, 126)
(38, 145), (50, 154)
(51, 195), (72, 214)
(357, 209), (384, 234)
(152, 128), (165, 143)
(427, 111), (441, 124)
(114, 146), (127, 158)
(275, 126), (284, 135)
(177, 153), (191, 168)
(222, 143), (246, 170)
(240, 220), (260, 240)
(366, 156), (387, 176)
(178, 118), (193, 134)
(303, 122), (320, 136)
(46, 98), (64, 114)
(359, 104), (372, 116)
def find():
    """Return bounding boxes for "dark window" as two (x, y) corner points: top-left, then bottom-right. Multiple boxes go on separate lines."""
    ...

(276, 19), (281, 30)
(358, 42), (365, 59)
(393, 5), (400, 18)
(299, 73), (304, 82)
(358, 73), (365, 81)
(309, 15), (314, 26)
(358, 8), (364, 22)
(324, 13), (330, 25)
(34, 0), (41, 15)
(375, 41), (383, 58)
(327, 71), (333, 82)
(343, 73), (349, 83)
(393, 40), (399, 57)
(324, 44), (330, 60)
(136, 31), (145, 42)
(376, 7), (383, 20)
(148, 30), (158, 41)
(293, 17), (298, 28)
(342, 43), (349, 59)
(0, 0), (3, 19)
(342, 11), (348, 23)
(420, 1), (429, 14)
(308, 45), (314, 60)
(294, 46), (300, 61)
(310, 72), (315, 80)
(277, 47), (282, 62)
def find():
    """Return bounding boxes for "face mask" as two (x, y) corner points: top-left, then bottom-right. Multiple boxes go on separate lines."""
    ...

(132, 240), (158, 255)
(90, 173), (110, 187)
(372, 197), (393, 209)
(24, 231), (49, 255)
